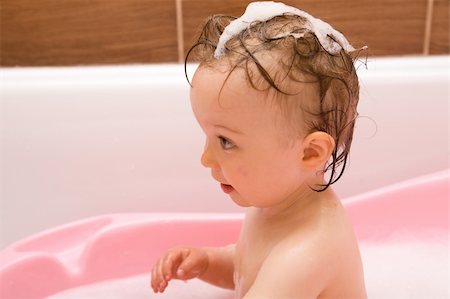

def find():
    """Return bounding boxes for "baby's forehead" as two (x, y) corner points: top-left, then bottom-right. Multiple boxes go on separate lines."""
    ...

(193, 62), (319, 121)
(192, 62), (320, 141)
(192, 65), (263, 105)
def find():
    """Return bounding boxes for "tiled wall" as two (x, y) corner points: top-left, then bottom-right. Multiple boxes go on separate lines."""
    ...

(1, 0), (448, 66)
(429, 0), (450, 54)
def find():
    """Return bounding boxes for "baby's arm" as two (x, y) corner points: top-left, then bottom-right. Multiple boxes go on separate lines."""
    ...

(151, 244), (235, 293)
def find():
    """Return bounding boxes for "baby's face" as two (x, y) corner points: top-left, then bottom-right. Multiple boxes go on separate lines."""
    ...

(190, 65), (311, 208)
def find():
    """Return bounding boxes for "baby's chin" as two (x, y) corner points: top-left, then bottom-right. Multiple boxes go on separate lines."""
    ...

(229, 193), (252, 208)
(229, 191), (281, 208)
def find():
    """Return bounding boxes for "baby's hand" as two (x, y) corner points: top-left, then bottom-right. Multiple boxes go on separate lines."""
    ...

(151, 246), (209, 293)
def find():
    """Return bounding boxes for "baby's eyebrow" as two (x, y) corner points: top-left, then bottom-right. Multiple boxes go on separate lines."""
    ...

(214, 125), (243, 135)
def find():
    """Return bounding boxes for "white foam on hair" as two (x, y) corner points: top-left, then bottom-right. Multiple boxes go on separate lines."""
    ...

(214, 1), (356, 58)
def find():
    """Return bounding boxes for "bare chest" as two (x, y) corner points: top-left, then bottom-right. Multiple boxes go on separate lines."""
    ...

(233, 221), (282, 298)
(234, 241), (265, 298)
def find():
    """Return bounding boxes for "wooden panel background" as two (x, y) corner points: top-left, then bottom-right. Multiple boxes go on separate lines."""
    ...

(430, 0), (450, 54)
(1, 0), (448, 66)
(1, 0), (179, 66)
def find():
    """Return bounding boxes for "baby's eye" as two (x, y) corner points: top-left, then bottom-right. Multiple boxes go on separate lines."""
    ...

(219, 136), (235, 150)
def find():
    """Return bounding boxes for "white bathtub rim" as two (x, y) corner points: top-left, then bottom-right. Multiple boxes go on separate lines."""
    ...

(1, 55), (448, 86)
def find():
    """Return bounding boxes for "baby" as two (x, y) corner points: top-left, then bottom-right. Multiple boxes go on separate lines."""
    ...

(151, 2), (367, 298)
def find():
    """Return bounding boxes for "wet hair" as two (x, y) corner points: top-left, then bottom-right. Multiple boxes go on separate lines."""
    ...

(185, 13), (365, 192)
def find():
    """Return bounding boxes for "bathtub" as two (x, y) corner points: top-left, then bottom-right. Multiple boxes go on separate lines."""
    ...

(0, 170), (448, 298)
(0, 55), (449, 296)
(1, 55), (448, 249)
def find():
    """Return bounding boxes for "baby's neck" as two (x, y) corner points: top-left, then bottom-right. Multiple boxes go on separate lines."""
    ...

(254, 185), (338, 226)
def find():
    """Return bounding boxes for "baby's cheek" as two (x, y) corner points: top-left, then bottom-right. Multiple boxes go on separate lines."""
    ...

(236, 165), (249, 178)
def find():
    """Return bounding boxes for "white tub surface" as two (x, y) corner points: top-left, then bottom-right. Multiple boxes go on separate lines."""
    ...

(1, 55), (449, 248)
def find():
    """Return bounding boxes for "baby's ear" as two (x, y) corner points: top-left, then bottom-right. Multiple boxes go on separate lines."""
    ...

(300, 132), (335, 171)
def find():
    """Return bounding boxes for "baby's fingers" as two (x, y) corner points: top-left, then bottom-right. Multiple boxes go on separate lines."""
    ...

(176, 250), (208, 280)
(152, 249), (186, 292)
(151, 247), (203, 293)
(161, 250), (183, 281)
(151, 260), (164, 292)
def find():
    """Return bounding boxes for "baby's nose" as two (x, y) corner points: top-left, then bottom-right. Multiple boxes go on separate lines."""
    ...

(201, 141), (217, 169)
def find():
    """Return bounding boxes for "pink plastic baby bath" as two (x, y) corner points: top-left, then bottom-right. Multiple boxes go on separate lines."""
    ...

(0, 170), (448, 298)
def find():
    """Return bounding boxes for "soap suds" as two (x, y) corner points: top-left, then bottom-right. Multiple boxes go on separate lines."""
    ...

(214, 1), (357, 58)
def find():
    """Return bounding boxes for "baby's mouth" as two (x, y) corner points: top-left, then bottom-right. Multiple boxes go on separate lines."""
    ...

(220, 183), (234, 194)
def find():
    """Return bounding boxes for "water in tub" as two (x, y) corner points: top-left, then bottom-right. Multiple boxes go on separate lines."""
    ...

(48, 231), (448, 298)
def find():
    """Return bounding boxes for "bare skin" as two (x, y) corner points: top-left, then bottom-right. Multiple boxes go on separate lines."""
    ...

(236, 189), (366, 298)
(150, 65), (367, 298)
(151, 189), (366, 298)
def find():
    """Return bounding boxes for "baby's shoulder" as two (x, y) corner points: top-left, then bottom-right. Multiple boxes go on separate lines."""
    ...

(243, 207), (355, 298)
(242, 229), (337, 298)
(275, 218), (344, 270)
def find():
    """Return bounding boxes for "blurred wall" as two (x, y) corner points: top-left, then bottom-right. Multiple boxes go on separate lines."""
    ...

(1, 0), (449, 66)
